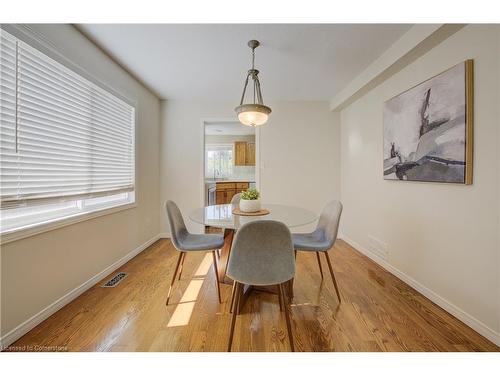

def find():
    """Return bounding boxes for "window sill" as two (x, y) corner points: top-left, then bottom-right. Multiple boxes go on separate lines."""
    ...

(0, 201), (137, 245)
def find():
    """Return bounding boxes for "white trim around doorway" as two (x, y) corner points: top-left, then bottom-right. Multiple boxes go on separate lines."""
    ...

(200, 118), (261, 210)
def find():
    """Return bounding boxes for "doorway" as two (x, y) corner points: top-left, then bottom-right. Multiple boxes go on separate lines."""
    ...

(201, 119), (260, 207)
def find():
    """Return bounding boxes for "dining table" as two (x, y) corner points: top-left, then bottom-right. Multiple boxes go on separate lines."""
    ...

(189, 203), (318, 305)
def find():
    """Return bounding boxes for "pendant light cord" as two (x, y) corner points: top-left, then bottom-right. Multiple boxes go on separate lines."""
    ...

(251, 46), (256, 104)
(239, 73), (250, 106)
(238, 42), (265, 106)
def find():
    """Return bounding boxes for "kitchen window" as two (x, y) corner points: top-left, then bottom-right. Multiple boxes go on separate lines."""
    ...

(0, 29), (135, 241)
(205, 144), (233, 179)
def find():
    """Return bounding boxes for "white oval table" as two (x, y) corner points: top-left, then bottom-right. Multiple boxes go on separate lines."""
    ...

(189, 203), (318, 303)
(189, 203), (318, 231)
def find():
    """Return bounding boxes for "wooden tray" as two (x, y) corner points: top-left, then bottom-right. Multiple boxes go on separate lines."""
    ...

(232, 208), (270, 216)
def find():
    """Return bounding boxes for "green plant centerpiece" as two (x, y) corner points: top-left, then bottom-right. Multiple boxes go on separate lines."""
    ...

(239, 188), (261, 212)
(241, 188), (259, 200)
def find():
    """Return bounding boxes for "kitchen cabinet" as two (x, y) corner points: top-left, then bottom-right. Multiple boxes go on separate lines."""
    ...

(234, 141), (255, 166)
(216, 190), (226, 205)
(235, 142), (247, 166)
(245, 142), (255, 166)
(215, 181), (249, 204)
(236, 182), (249, 190)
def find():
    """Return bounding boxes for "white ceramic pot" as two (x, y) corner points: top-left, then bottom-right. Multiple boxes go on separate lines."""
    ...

(239, 198), (261, 213)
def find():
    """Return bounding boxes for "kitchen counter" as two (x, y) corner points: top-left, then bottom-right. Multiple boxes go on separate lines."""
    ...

(204, 180), (256, 205)
(205, 179), (255, 184)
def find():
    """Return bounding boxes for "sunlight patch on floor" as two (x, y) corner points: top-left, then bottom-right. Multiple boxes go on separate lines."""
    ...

(167, 253), (213, 328)
(194, 253), (213, 276)
(179, 279), (204, 303)
(167, 302), (197, 327)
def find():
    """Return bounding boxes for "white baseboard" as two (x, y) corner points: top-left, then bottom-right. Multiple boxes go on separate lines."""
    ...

(338, 233), (500, 347)
(158, 232), (170, 238)
(0, 234), (162, 349)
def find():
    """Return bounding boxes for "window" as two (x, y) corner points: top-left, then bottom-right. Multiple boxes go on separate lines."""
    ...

(205, 144), (233, 179)
(0, 29), (135, 239)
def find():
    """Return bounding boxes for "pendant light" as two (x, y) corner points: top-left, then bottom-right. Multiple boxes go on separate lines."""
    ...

(235, 40), (271, 126)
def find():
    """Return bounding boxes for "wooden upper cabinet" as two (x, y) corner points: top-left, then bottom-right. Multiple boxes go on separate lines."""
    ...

(245, 142), (255, 166)
(234, 141), (255, 166)
(234, 142), (247, 166)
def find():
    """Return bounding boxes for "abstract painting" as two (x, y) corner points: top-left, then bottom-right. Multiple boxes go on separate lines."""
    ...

(383, 60), (473, 184)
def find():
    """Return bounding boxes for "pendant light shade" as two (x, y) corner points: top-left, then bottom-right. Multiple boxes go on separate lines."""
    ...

(235, 104), (271, 126)
(235, 40), (271, 127)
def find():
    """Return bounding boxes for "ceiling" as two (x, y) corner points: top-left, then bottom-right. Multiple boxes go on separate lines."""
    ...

(205, 122), (255, 136)
(77, 24), (412, 101)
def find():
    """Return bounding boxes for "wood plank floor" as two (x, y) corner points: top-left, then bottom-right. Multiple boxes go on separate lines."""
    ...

(6, 239), (499, 352)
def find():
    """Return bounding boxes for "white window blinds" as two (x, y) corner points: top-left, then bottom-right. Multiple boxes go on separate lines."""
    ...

(0, 30), (135, 209)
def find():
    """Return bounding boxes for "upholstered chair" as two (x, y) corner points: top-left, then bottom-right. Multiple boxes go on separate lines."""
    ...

(226, 220), (295, 351)
(165, 200), (224, 305)
(292, 201), (343, 303)
(230, 192), (241, 208)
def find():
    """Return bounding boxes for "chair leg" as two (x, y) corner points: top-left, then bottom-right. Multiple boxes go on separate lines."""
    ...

(235, 284), (243, 315)
(288, 279), (295, 300)
(277, 284), (284, 311)
(177, 252), (186, 281)
(324, 251), (341, 303)
(229, 281), (236, 313)
(227, 282), (242, 352)
(212, 251), (222, 304)
(279, 283), (295, 352)
(166, 252), (184, 306)
(316, 252), (324, 279)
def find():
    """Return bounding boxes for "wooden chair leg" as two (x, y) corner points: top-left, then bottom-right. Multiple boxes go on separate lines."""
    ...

(235, 283), (243, 315)
(316, 252), (324, 279)
(212, 251), (222, 303)
(324, 251), (341, 303)
(177, 252), (186, 281)
(279, 283), (295, 352)
(277, 284), (284, 311)
(283, 279), (294, 301)
(166, 252), (184, 306)
(229, 281), (236, 313)
(227, 282), (242, 352)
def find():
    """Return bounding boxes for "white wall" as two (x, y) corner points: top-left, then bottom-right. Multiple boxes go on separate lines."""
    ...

(259, 102), (341, 215)
(339, 25), (500, 343)
(160, 100), (340, 234)
(0, 25), (161, 340)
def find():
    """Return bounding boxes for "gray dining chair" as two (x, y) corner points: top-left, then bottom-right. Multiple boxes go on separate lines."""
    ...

(292, 200), (343, 303)
(226, 220), (295, 352)
(230, 192), (241, 207)
(165, 200), (224, 305)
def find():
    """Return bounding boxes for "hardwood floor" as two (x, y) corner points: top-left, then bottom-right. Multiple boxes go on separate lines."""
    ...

(6, 239), (499, 352)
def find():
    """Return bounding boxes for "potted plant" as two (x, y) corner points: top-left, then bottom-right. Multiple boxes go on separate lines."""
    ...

(239, 188), (261, 212)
